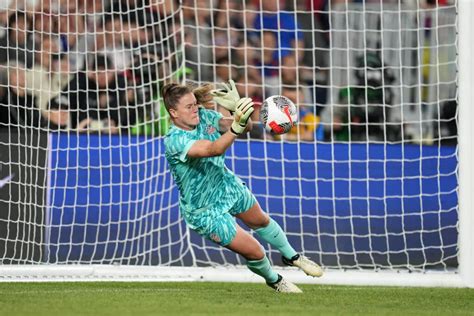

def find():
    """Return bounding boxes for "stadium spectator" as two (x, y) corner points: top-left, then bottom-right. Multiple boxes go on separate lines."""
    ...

(280, 83), (321, 142)
(5, 60), (71, 130)
(212, 29), (233, 62)
(68, 54), (129, 134)
(33, 1), (58, 35)
(256, 31), (280, 97)
(253, 0), (304, 95)
(0, 1), (14, 98)
(1, 63), (36, 127)
(329, 52), (396, 142)
(126, 49), (171, 136)
(252, 0), (304, 62)
(214, 56), (237, 84)
(0, 0), (14, 36)
(281, 54), (312, 105)
(119, 12), (151, 50)
(182, 0), (214, 82)
(301, 0), (330, 113)
(100, 13), (134, 71)
(83, 0), (106, 30)
(104, 0), (149, 56)
(0, 11), (35, 68)
(251, 0), (307, 98)
(215, 0), (245, 29)
(57, 4), (87, 71)
(23, 37), (75, 129)
(0, 11), (35, 101)
(141, 0), (179, 60)
(150, 0), (177, 16)
(231, 35), (262, 82)
(45, 93), (71, 130)
(213, 0), (246, 62)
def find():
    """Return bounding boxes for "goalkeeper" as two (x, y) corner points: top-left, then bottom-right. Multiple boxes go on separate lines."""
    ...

(162, 80), (323, 293)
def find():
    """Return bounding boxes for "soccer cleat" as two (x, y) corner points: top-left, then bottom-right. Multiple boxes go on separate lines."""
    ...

(267, 274), (303, 293)
(282, 254), (324, 277)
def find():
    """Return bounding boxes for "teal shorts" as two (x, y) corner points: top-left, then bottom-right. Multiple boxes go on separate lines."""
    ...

(190, 184), (257, 246)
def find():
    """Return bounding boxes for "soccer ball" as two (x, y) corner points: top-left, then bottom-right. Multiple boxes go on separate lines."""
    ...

(260, 95), (298, 135)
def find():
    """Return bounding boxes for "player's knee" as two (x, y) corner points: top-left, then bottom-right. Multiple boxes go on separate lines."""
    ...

(245, 245), (265, 261)
(253, 215), (270, 229)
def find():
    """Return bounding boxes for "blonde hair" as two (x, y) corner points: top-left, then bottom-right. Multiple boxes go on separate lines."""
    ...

(192, 83), (214, 108)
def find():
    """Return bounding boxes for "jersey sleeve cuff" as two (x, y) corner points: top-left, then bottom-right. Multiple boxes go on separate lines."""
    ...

(179, 139), (196, 162)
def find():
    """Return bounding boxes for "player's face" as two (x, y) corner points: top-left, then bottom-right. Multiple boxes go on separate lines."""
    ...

(170, 92), (200, 130)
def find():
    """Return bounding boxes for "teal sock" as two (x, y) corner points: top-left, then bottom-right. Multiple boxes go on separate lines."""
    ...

(246, 256), (279, 283)
(255, 218), (298, 260)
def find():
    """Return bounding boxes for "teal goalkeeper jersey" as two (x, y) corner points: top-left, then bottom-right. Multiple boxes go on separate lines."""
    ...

(164, 108), (244, 228)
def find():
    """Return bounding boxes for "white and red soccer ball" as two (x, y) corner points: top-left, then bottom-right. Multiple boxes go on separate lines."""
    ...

(259, 95), (298, 135)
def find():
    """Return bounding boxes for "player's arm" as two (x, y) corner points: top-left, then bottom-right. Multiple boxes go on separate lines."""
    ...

(187, 132), (238, 158)
(187, 98), (254, 158)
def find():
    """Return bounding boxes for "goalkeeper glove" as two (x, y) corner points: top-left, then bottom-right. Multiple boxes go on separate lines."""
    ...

(230, 97), (254, 136)
(210, 79), (240, 113)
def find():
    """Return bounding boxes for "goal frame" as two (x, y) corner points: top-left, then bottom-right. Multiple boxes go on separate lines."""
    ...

(457, 0), (474, 289)
(0, 265), (465, 287)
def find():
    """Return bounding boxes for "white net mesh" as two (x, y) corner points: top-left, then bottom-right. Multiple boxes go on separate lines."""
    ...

(0, 0), (458, 275)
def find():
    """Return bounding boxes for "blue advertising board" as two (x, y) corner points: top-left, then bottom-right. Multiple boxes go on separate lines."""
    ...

(46, 133), (458, 268)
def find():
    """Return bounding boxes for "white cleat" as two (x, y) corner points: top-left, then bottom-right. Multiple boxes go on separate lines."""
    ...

(267, 274), (303, 293)
(283, 254), (324, 277)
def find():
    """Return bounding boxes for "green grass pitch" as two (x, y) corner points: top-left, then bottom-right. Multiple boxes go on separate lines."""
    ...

(1, 282), (473, 315)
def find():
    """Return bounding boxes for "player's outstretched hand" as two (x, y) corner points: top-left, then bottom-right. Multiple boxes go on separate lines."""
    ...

(230, 97), (254, 135)
(210, 79), (240, 113)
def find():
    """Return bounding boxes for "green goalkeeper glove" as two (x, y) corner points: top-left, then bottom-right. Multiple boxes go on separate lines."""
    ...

(230, 97), (254, 136)
(210, 79), (240, 113)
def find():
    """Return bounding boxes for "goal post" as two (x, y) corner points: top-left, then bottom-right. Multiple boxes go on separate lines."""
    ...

(457, 0), (474, 288)
(0, 0), (471, 287)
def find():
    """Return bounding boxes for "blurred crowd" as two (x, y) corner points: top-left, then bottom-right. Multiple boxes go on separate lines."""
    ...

(183, 0), (328, 141)
(0, 0), (457, 143)
(0, 0), (172, 135)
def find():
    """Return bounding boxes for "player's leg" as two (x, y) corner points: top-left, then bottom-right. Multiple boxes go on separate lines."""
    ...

(226, 224), (302, 293)
(236, 202), (323, 277)
(235, 202), (297, 259)
(229, 183), (323, 277)
(193, 210), (279, 282)
(198, 211), (302, 293)
(226, 225), (277, 281)
(231, 186), (299, 260)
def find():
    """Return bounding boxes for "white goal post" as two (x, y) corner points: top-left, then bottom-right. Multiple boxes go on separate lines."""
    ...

(0, 0), (472, 288)
(457, 0), (474, 288)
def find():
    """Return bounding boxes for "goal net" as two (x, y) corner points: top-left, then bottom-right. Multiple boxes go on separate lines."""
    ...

(0, 0), (466, 285)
